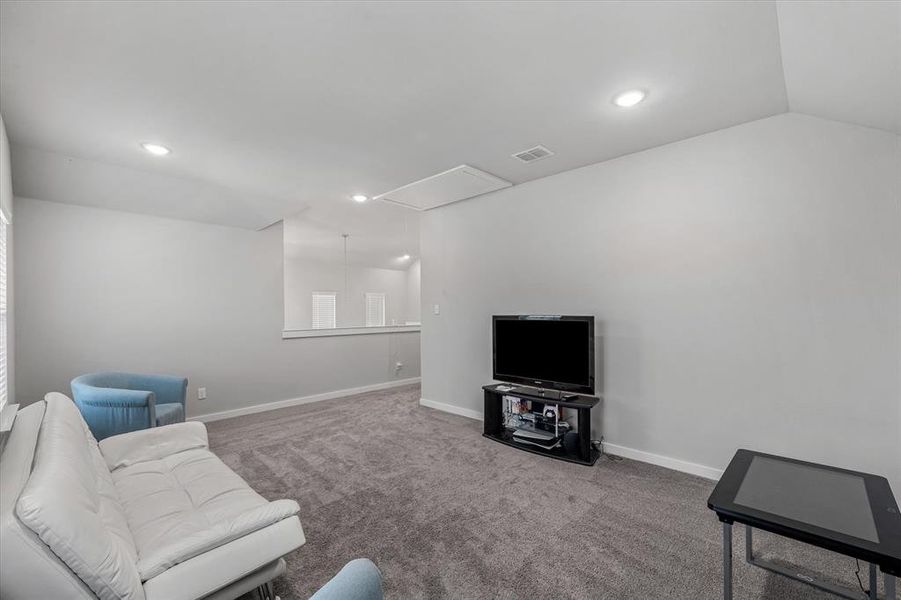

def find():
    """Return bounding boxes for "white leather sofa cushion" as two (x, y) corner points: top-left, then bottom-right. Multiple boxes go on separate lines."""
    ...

(100, 421), (209, 470)
(15, 395), (145, 600)
(107, 440), (300, 580)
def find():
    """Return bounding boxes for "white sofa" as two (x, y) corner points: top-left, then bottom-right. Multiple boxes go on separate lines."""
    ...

(0, 393), (306, 600)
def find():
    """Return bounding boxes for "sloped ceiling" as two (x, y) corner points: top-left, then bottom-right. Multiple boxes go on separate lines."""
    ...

(10, 146), (289, 229)
(0, 1), (897, 231)
(778, 1), (900, 134)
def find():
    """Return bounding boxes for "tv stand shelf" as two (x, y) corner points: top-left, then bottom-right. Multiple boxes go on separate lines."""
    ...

(482, 384), (600, 466)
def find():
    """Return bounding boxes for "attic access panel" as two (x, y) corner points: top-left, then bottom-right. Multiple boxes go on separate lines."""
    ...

(375, 165), (512, 210)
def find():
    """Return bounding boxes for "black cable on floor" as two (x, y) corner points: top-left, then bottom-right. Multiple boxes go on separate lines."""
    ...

(593, 437), (622, 461)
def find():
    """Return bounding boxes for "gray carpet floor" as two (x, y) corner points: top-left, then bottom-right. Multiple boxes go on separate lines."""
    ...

(209, 384), (880, 599)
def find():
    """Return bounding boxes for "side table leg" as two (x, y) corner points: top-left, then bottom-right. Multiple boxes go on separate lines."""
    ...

(886, 573), (896, 600)
(869, 564), (877, 600)
(723, 522), (733, 600)
(745, 525), (753, 562)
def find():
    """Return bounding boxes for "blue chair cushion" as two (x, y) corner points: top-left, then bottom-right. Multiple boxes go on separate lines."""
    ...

(155, 403), (185, 427)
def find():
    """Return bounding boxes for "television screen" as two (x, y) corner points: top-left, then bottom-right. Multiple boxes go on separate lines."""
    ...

(492, 315), (594, 394)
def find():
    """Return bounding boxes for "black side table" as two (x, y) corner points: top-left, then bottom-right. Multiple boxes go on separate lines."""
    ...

(708, 450), (900, 599)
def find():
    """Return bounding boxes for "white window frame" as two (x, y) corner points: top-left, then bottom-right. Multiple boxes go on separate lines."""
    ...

(364, 292), (386, 327)
(311, 291), (337, 330)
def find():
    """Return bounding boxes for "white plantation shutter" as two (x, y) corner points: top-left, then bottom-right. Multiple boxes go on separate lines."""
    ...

(311, 292), (337, 329)
(0, 210), (8, 410)
(365, 293), (386, 327)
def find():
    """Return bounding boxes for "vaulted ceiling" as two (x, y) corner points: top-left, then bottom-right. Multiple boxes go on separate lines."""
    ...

(1, 1), (898, 231)
(777, 1), (899, 134)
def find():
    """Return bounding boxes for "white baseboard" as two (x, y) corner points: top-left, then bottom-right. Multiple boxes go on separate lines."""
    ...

(190, 377), (421, 423)
(419, 397), (484, 421)
(417, 397), (722, 481)
(602, 442), (723, 481)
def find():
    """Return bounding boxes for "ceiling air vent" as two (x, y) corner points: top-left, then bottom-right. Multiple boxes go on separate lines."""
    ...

(512, 145), (554, 163)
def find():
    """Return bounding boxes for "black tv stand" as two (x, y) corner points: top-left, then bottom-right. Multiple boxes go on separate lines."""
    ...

(482, 384), (600, 466)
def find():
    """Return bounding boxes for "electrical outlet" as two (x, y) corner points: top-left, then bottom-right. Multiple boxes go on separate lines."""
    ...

(395, 362), (403, 373)
(433, 304), (440, 315)
(198, 387), (207, 400)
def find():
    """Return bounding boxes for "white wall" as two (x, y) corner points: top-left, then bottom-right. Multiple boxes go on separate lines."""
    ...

(405, 259), (421, 324)
(14, 197), (420, 417)
(421, 113), (900, 487)
(0, 115), (13, 406)
(284, 257), (411, 329)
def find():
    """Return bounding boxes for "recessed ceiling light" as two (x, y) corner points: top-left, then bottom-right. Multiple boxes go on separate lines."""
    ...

(400, 254), (411, 261)
(613, 89), (647, 108)
(141, 142), (170, 156)
(352, 194), (368, 203)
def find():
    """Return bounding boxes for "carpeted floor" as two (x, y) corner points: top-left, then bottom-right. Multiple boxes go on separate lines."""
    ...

(210, 384), (877, 600)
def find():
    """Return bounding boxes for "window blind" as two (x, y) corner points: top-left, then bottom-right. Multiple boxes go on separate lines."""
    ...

(311, 292), (337, 329)
(0, 210), (9, 411)
(365, 292), (386, 327)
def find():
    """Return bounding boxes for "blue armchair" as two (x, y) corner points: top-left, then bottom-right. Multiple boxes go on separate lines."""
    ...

(70, 371), (188, 440)
(309, 559), (383, 600)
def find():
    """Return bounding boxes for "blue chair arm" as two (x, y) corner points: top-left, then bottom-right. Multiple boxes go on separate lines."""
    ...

(122, 374), (187, 408)
(309, 559), (383, 600)
(72, 385), (154, 408)
(70, 384), (155, 441)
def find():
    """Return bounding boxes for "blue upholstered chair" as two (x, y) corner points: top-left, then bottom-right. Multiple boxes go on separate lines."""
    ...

(70, 371), (188, 440)
(309, 559), (383, 600)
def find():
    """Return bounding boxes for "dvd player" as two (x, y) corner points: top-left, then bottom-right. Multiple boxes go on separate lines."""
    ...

(512, 430), (562, 450)
(512, 426), (557, 441)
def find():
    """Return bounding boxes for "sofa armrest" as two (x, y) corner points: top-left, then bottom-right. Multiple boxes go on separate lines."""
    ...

(100, 421), (209, 470)
(137, 500), (301, 580)
(142, 517), (304, 600)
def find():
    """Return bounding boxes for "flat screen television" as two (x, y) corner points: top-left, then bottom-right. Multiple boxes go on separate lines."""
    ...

(492, 315), (594, 394)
